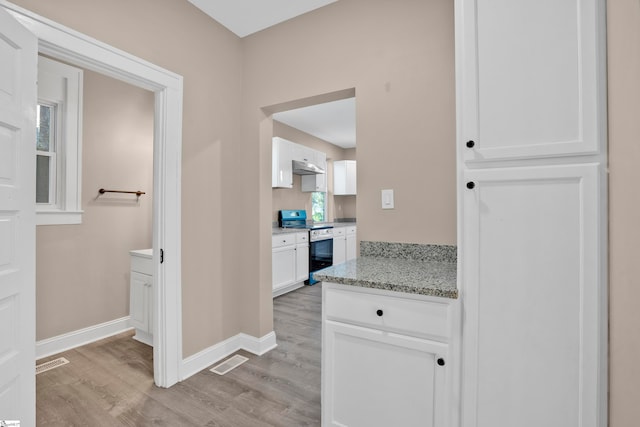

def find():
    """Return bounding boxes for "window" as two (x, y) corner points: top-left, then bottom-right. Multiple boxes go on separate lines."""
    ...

(36, 103), (58, 205)
(311, 191), (326, 222)
(36, 56), (83, 225)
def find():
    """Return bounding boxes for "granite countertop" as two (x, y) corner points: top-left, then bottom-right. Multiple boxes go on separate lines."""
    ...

(314, 241), (458, 299)
(272, 221), (357, 235)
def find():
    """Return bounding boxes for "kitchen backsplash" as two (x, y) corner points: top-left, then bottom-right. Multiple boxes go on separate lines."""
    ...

(360, 241), (457, 263)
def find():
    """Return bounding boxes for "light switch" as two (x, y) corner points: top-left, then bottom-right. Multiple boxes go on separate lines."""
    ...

(381, 189), (394, 209)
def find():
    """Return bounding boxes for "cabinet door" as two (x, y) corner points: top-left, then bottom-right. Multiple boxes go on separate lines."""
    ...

(272, 137), (293, 188)
(334, 160), (357, 195)
(301, 153), (327, 192)
(457, 0), (605, 162)
(345, 234), (357, 261)
(461, 164), (604, 427)
(295, 243), (309, 283)
(333, 235), (346, 266)
(323, 321), (447, 427)
(272, 245), (296, 291)
(130, 272), (150, 332)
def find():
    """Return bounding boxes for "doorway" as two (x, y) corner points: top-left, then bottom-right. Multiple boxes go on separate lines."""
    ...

(3, 4), (183, 387)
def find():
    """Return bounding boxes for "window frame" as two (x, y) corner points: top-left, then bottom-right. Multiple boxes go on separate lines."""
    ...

(36, 56), (83, 225)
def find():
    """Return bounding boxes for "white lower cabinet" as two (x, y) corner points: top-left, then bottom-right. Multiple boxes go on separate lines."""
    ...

(345, 226), (357, 260)
(130, 249), (153, 346)
(322, 283), (456, 427)
(333, 225), (356, 266)
(272, 232), (309, 297)
(461, 164), (604, 427)
(333, 228), (346, 266)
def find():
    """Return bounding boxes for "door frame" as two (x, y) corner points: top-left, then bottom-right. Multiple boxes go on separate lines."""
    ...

(1, 1), (183, 387)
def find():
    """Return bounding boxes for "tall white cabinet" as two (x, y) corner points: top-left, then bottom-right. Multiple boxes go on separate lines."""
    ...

(456, 1), (607, 426)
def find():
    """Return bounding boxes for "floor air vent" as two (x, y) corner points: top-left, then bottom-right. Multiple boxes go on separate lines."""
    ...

(36, 357), (70, 375)
(210, 354), (248, 375)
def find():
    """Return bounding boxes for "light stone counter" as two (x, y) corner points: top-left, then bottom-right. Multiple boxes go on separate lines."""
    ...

(314, 241), (458, 299)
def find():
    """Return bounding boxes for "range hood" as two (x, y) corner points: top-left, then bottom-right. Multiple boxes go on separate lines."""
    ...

(292, 160), (325, 175)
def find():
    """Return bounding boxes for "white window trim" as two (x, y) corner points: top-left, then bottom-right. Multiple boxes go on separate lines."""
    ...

(36, 56), (83, 225)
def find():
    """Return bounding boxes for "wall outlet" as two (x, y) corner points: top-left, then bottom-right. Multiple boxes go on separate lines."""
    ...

(381, 189), (394, 209)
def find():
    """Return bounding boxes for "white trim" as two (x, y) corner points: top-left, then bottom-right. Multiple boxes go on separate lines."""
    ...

(272, 281), (305, 298)
(180, 332), (277, 381)
(36, 317), (132, 360)
(1, 0), (183, 388)
(36, 210), (83, 225)
(237, 331), (278, 355)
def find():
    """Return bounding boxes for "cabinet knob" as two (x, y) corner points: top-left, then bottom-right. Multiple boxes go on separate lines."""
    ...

(376, 309), (383, 317)
(437, 358), (445, 366)
(466, 140), (475, 148)
(466, 181), (475, 189)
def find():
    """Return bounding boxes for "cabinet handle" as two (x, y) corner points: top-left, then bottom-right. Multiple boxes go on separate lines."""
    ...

(376, 309), (383, 317)
(437, 358), (445, 366)
(466, 140), (475, 148)
(466, 181), (475, 189)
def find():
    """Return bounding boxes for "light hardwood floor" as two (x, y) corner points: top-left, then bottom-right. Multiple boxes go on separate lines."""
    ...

(36, 283), (322, 426)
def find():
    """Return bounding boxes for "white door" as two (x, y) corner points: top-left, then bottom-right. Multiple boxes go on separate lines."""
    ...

(0, 7), (37, 425)
(462, 164), (603, 427)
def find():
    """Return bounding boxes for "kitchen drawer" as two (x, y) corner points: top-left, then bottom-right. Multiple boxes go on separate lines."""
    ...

(324, 287), (450, 342)
(333, 227), (346, 237)
(346, 226), (356, 235)
(272, 233), (296, 248)
(295, 232), (309, 244)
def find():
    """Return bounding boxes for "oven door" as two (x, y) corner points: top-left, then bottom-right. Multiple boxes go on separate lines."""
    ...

(309, 238), (333, 273)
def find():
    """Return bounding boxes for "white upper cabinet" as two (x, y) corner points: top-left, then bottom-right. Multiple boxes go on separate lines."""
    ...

(302, 150), (327, 192)
(272, 137), (293, 188)
(334, 160), (356, 195)
(458, 0), (606, 162)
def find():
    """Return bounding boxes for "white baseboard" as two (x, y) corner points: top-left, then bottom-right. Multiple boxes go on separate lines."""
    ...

(36, 316), (133, 360)
(180, 331), (277, 381)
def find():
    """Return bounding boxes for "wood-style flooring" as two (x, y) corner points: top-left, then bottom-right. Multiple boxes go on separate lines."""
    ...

(36, 283), (322, 426)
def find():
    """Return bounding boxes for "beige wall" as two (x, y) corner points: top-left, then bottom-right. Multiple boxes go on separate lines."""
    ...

(607, 0), (640, 424)
(13, 0), (244, 357)
(36, 69), (153, 340)
(240, 0), (456, 337)
(272, 121), (356, 222)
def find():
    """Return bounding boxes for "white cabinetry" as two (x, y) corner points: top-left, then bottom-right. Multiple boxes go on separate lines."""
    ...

(130, 249), (153, 346)
(301, 151), (327, 192)
(272, 137), (293, 188)
(272, 232), (309, 297)
(273, 136), (328, 191)
(332, 225), (356, 266)
(322, 284), (455, 427)
(332, 227), (346, 266)
(295, 233), (309, 283)
(333, 160), (356, 195)
(456, 0), (607, 425)
(345, 226), (357, 260)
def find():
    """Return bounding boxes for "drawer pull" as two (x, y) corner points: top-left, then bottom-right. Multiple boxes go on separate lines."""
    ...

(376, 309), (383, 317)
(437, 358), (445, 366)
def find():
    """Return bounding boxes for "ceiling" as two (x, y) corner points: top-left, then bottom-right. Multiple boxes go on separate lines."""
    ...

(273, 98), (356, 149)
(188, 0), (338, 38)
